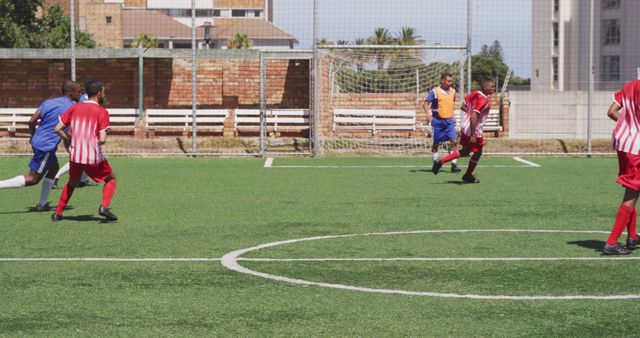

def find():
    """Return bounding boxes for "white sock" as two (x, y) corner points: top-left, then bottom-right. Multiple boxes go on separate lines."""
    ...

(38, 178), (55, 207)
(0, 175), (26, 189)
(432, 153), (439, 162)
(56, 162), (70, 180)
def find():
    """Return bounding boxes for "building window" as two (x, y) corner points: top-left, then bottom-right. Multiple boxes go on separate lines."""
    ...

(602, 55), (620, 81)
(603, 19), (621, 45)
(603, 0), (622, 9)
(553, 0), (559, 13)
(106, 16), (112, 24)
(232, 10), (246, 17)
(213, 10), (220, 17)
(255, 10), (262, 17)
(552, 57), (559, 82)
(553, 22), (559, 48)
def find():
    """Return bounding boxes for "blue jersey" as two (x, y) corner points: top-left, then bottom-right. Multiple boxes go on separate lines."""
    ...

(31, 96), (75, 152)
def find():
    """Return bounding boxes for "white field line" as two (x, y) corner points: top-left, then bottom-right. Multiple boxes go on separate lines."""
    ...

(268, 164), (534, 169)
(264, 157), (274, 168)
(4, 256), (640, 263)
(512, 157), (542, 167)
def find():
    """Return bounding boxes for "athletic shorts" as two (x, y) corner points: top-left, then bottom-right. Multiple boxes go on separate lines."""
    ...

(617, 151), (640, 191)
(70, 160), (113, 184)
(28, 147), (58, 175)
(460, 133), (484, 153)
(432, 118), (458, 144)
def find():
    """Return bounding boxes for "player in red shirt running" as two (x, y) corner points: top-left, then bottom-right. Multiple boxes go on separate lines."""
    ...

(432, 79), (496, 183)
(52, 80), (118, 222)
(602, 80), (640, 255)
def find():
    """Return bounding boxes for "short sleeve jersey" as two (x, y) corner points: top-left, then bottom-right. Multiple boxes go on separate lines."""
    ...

(461, 90), (491, 137)
(59, 101), (110, 164)
(31, 96), (75, 152)
(612, 80), (640, 155)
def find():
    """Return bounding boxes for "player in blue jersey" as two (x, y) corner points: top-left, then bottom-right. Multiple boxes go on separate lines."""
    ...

(422, 72), (461, 173)
(0, 80), (82, 210)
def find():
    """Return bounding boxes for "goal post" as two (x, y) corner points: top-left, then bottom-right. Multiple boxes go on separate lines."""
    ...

(315, 44), (467, 156)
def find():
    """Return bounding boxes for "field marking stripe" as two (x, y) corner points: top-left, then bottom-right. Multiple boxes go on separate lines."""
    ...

(0, 258), (221, 262)
(269, 165), (534, 169)
(513, 157), (541, 167)
(264, 157), (274, 168)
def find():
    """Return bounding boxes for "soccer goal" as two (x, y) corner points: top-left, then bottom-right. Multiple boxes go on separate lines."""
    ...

(315, 45), (467, 156)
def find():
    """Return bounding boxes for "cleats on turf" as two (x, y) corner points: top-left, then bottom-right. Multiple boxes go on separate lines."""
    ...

(51, 213), (63, 222)
(432, 160), (442, 175)
(98, 206), (118, 222)
(35, 202), (51, 212)
(602, 243), (631, 255)
(627, 236), (639, 250)
(451, 163), (461, 173)
(462, 174), (480, 184)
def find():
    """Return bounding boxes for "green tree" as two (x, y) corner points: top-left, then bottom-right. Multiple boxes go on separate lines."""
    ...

(227, 33), (251, 49)
(480, 40), (504, 61)
(131, 33), (158, 48)
(0, 0), (42, 47)
(36, 5), (96, 48)
(368, 28), (395, 70)
(395, 27), (424, 46)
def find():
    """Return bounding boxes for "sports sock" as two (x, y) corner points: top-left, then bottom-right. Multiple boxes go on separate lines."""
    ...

(56, 162), (70, 180)
(441, 150), (460, 165)
(0, 175), (26, 189)
(102, 179), (116, 208)
(607, 204), (635, 245)
(38, 178), (55, 207)
(628, 208), (638, 240)
(432, 153), (439, 162)
(465, 159), (479, 176)
(56, 183), (75, 216)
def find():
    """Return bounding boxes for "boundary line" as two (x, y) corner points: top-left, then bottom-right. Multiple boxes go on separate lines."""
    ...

(513, 157), (541, 167)
(264, 157), (274, 168)
(267, 157), (541, 169)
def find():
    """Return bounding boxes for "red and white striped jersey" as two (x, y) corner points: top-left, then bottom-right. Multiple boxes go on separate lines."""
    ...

(59, 101), (110, 164)
(461, 90), (491, 137)
(612, 80), (640, 155)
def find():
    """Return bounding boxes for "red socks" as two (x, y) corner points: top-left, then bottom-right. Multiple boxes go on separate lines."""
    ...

(629, 208), (638, 240)
(55, 184), (75, 216)
(102, 179), (116, 208)
(607, 204), (636, 245)
(441, 150), (460, 164)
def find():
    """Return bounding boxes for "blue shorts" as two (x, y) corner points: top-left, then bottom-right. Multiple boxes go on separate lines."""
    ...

(28, 147), (58, 175)
(432, 118), (458, 144)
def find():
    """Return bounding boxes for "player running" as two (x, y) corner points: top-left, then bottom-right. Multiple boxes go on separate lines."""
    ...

(52, 80), (118, 222)
(0, 80), (82, 210)
(602, 80), (640, 255)
(432, 79), (496, 183)
(422, 72), (461, 173)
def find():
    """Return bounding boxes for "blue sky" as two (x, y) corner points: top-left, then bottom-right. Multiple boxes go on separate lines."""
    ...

(273, 0), (532, 78)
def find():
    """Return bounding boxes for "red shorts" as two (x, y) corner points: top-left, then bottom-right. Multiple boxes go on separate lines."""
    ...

(70, 160), (113, 183)
(617, 151), (640, 191)
(460, 134), (484, 153)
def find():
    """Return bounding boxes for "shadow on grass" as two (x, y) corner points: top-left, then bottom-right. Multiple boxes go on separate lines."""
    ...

(0, 206), (74, 215)
(567, 240), (605, 251)
(62, 215), (112, 224)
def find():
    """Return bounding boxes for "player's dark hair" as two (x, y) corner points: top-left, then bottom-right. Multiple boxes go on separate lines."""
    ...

(479, 78), (495, 88)
(85, 80), (103, 98)
(441, 72), (453, 80)
(61, 80), (77, 95)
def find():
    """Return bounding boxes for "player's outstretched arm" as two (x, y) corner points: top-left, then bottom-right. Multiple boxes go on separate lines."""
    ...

(54, 122), (70, 142)
(28, 110), (42, 142)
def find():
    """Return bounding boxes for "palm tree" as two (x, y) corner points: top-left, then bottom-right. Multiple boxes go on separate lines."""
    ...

(131, 33), (158, 48)
(227, 33), (252, 49)
(368, 28), (394, 70)
(336, 40), (350, 46)
(316, 38), (332, 46)
(396, 27), (424, 46)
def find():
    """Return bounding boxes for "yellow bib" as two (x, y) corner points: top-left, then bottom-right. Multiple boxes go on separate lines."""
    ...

(435, 87), (455, 119)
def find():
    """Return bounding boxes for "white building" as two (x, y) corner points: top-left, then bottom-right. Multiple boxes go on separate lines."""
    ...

(532, 0), (640, 91)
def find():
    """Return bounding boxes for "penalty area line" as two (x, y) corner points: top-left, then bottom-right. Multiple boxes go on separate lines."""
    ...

(513, 157), (541, 167)
(264, 157), (274, 168)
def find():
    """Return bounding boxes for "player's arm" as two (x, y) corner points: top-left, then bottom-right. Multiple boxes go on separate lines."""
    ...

(54, 122), (70, 143)
(607, 102), (622, 121)
(422, 101), (433, 124)
(469, 111), (480, 143)
(98, 130), (108, 145)
(28, 110), (42, 142)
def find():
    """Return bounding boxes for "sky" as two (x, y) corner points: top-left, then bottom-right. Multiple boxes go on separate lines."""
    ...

(273, 0), (532, 78)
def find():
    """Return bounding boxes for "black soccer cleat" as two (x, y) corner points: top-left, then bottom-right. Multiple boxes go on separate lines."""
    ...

(51, 213), (63, 222)
(35, 202), (51, 212)
(627, 236), (639, 250)
(602, 243), (632, 255)
(98, 206), (118, 221)
(432, 160), (443, 175)
(451, 163), (462, 173)
(462, 174), (480, 184)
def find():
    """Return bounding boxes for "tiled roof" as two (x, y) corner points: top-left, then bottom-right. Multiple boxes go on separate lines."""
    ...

(123, 10), (294, 41)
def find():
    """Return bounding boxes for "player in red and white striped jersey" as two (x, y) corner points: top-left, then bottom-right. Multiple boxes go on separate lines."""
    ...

(432, 79), (495, 183)
(603, 80), (640, 255)
(52, 80), (118, 222)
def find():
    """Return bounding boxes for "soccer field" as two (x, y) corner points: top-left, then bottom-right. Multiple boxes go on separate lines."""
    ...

(2, 156), (640, 336)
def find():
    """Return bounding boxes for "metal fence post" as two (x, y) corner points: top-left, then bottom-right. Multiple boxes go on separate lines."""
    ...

(191, 0), (197, 156)
(312, 0), (320, 157)
(70, 0), (76, 81)
(259, 51), (266, 156)
(138, 46), (144, 122)
(587, 0), (594, 157)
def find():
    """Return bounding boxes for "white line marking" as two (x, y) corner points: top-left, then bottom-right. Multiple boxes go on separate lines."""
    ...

(264, 157), (274, 168)
(221, 229), (640, 301)
(513, 157), (542, 167)
(238, 257), (640, 262)
(0, 258), (221, 262)
(269, 165), (533, 169)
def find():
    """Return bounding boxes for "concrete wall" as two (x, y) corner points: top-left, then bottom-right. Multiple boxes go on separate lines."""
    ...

(509, 91), (615, 139)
